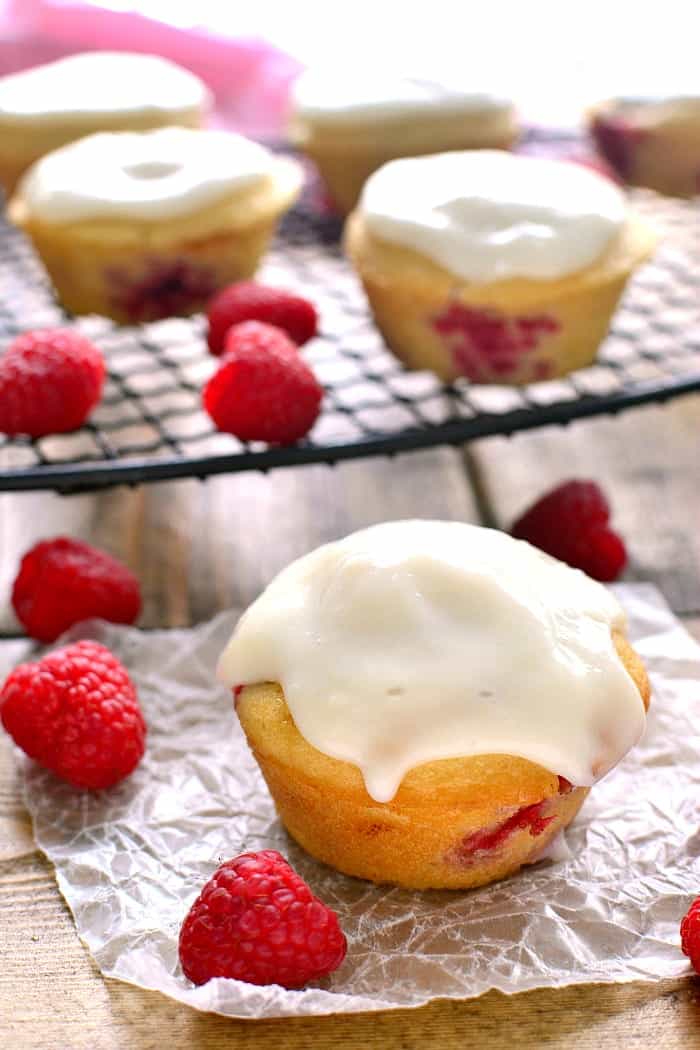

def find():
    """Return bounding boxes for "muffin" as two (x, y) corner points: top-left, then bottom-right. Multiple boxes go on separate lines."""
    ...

(344, 150), (655, 385)
(589, 94), (700, 198)
(8, 127), (302, 323)
(0, 51), (211, 197)
(218, 520), (650, 891)
(290, 68), (518, 215)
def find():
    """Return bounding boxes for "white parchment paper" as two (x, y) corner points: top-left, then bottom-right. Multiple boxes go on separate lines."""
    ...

(9, 583), (700, 1017)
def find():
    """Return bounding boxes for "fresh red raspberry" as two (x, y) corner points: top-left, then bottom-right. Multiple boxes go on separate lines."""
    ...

(206, 281), (318, 355)
(681, 898), (700, 974)
(0, 328), (105, 437)
(12, 537), (142, 643)
(203, 321), (323, 445)
(178, 850), (346, 988)
(0, 640), (146, 790)
(511, 480), (627, 582)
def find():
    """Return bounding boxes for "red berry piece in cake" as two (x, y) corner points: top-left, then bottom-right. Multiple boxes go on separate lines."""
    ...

(106, 257), (218, 323)
(590, 113), (647, 182)
(178, 849), (346, 988)
(0, 328), (104, 437)
(432, 302), (560, 382)
(0, 640), (146, 790)
(681, 897), (700, 974)
(206, 281), (318, 355)
(449, 801), (555, 866)
(447, 774), (577, 868)
(203, 320), (323, 445)
(12, 536), (142, 642)
(511, 479), (627, 582)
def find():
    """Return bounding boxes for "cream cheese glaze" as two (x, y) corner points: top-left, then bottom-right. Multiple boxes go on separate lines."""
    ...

(218, 520), (645, 804)
(293, 68), (513, 124)
(0, 51), (210, 123)
(19, 127), (291, 223)
(360, 150), (627, 282)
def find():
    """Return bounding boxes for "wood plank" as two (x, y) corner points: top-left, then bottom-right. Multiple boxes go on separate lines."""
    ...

(1, 843), (697, 1050)
(0, 447), (479, 633)
(468, 396), (700, 616)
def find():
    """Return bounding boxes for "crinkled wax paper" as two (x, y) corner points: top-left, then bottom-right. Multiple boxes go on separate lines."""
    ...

(8, 583), (700, 1018)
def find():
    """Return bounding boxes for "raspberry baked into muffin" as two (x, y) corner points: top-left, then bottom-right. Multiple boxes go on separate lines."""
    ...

(589, 93), (700, 198)
(0, 52), (210, 197)
(218, 520), (650, 891)
(345, 150), (655, 384)
(9, 127), (302, 323)
(290, 67), (518, 214)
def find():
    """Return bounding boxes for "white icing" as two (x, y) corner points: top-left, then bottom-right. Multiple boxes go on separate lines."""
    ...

(293, 68), (513, 124)
(218, 520), (645, 804)
(19, 128), (292, 223)
(361, 151), (627, 282)
(0, 51), (210, 122)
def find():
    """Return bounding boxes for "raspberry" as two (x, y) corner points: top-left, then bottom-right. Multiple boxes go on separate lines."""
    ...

(455, 800), (555, 860)
(206, 282), (318, 355)
(12, 536), (142, 643)
(107, 258), (217, 323)
(681, 898), (700, 973)
(0, 328), (105, 437)
(0, 640), (146, 790)
(511, 480), (627, 582)
(178, 850), (347, 988)
(203, 321), (323, 445)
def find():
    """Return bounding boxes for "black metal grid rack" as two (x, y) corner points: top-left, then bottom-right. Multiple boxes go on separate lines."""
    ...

(0, 172), (699, 494)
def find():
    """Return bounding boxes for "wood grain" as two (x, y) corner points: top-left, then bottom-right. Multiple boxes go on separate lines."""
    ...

(0, 447), (478, 633)
(2, 825), (700, 1049)
(2, 401), (700, 1047)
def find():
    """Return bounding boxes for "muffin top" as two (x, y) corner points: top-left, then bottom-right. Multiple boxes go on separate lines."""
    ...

(16, 127), (299, 224)
(358, 150), (628, 283)
(293, 67), (514, 125)
(593, 69), (700, 119)
(218, 520), (646, 803)
(595, 93), (700, 123)
(0, 51), (210, 124)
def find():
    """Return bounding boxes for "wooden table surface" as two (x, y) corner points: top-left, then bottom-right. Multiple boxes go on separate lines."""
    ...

(2, 397), (700, 1048)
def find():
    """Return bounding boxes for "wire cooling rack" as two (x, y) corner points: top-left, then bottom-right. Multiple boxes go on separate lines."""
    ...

(0, 170), (699, 493)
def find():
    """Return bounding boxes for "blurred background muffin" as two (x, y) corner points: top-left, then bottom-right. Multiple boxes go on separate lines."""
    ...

(290, 66), (518, 214)
(345, 151), (655, 384)
(0, 51), (211, 196)
(9, 127), (302, 322)
(589, 93), (700, 197)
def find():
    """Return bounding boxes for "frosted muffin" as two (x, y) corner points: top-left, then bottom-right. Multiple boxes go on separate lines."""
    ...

(290, 68), (518, 215)
(219, 521), (650, 891)
(0, 52), (211, 197)
(345, 150), (655, 384)
(9, 128), (302, 323)
(590, 94), (700, 198)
